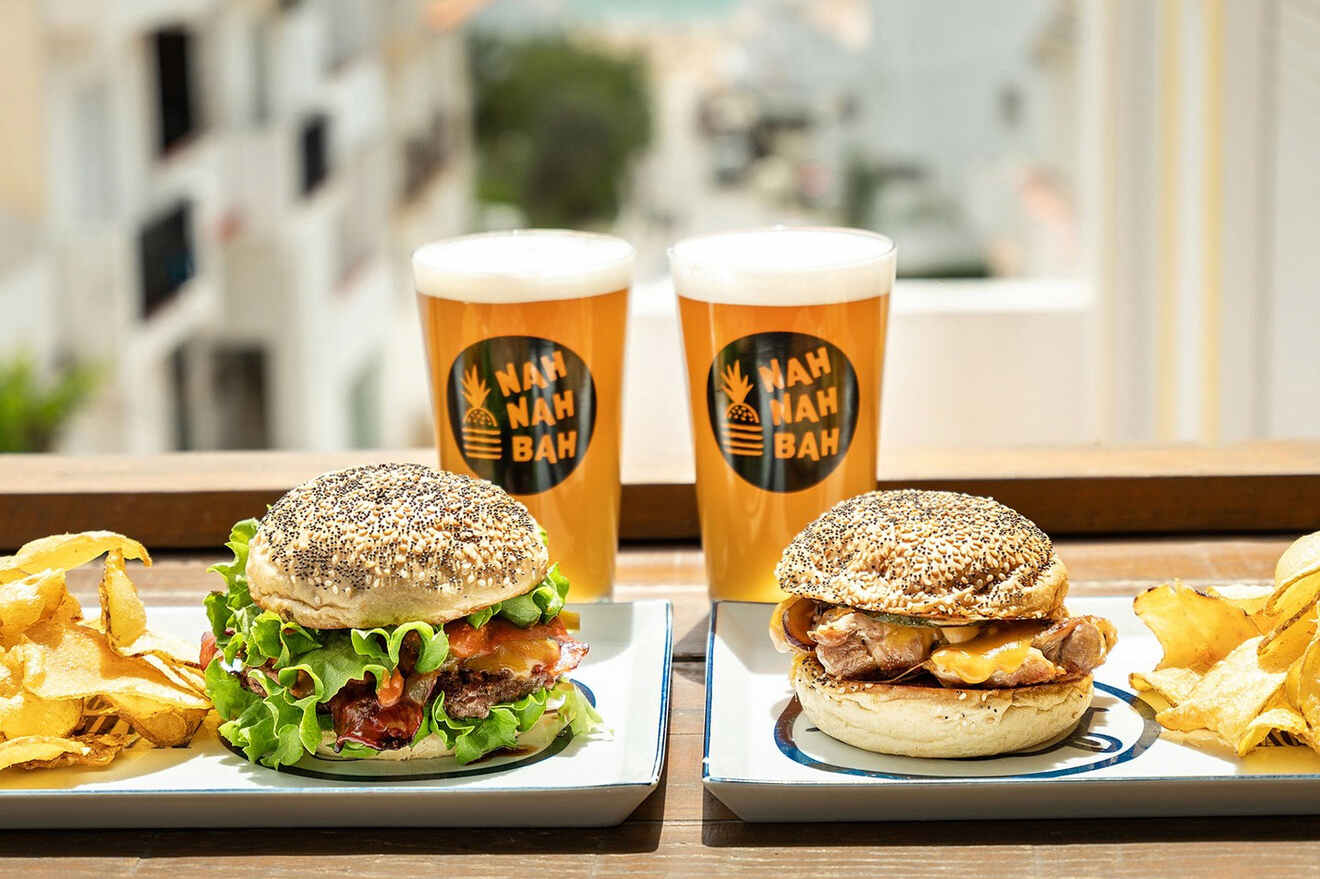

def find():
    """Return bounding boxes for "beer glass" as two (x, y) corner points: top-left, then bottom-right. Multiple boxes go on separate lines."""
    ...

(671, 227), (895, 602)
(413, 230), (633, 600)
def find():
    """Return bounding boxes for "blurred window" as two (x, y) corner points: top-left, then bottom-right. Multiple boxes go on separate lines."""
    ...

(137, 201), (194, 319)
(299, 114), (330, 196)
(152, 27), (198, 153)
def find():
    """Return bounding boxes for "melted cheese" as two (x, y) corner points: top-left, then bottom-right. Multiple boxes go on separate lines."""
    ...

(927, 622), (1045, 684)
(463, 638), (562, 676)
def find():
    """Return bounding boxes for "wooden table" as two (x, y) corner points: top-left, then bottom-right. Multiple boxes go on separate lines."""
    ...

(0, 446), (1317, 876)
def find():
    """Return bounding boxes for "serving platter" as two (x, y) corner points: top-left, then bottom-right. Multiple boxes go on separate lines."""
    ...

(704, 597), (1320, 822)
(0, 600), (672, 828)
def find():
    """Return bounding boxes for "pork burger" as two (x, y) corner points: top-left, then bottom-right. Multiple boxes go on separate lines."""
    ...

(202, 463), (599, 768)
(770, 489), (1116, 758)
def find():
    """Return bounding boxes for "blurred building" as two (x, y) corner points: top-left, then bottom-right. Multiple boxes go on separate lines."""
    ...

(0, 0), (472, 453)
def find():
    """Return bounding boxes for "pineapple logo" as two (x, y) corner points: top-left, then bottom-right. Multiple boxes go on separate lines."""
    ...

(459, 366), (501, 461)
(705, 331), (860, 493)
(447, 335), (597, 494)
(718, 361), (764, 457)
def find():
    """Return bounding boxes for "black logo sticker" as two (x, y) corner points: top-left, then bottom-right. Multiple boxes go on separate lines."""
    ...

(705, 332), (859, 493)
(447, 336), (595, 494)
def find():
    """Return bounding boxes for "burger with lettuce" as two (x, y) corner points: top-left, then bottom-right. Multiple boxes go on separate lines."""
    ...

(202, 462), (599, 768)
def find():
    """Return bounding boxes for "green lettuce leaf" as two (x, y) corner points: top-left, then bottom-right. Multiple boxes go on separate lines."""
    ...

(204, 517), (593, 769)
(466, 563), (572, 629)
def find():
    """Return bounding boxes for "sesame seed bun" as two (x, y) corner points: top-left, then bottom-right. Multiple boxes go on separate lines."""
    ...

(246, 463), (548, 629)
(791, 655), (1092, 758)
(775, 489), (1068, 622)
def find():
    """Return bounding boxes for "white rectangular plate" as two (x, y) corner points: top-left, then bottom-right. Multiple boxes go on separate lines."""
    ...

(0, 600), (672, 828)
(705, 597), (1320, 822)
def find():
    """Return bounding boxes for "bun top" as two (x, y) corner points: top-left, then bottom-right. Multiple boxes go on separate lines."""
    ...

(775, 489), (1068, 621)
(245, 463), (548, 629)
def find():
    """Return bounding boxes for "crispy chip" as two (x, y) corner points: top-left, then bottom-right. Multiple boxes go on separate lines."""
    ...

(1265, 532), (1320, 619)
(0, 570), (68, 645)
(0, 532), (151, 585)
(20, 621), (209, 712)
(1207, 583), (1276, 615)
(0, 691), (83, 738)
(1130, 666), (1203, 705)
(1257, 603), (1318, 670)
(1156, 638), (1289, 754)
(106, 694), (208, 747)
(99, 550), (148, 648)
(117, 631), (203, 668)
(1133, 582), (1259, 673)
(141, 654), (207, 698)
(1207, 583), (1283, 633)
(7, 733), (140, 770)
(1294, 635), (1320, 733)
(0, 530), (211, 773)
(1237, 695), (1310, 755)
(0, 736), (89, 770)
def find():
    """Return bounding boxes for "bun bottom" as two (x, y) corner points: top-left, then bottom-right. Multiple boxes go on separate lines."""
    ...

(312, 708), (568, 762)
(792, 656), (1093, 758)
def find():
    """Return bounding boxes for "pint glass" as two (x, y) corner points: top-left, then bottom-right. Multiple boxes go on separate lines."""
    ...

(413, 230), (633, 600)
(671, 227), (895, 602)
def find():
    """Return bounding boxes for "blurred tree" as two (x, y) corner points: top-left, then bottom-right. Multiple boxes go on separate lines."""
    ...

(471, 36), (652, 227)
(0, 357), (98, 452)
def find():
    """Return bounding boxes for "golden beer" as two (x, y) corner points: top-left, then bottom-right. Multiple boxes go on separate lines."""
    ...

(672, 227), (895, 602)
(413, 231), (633, 600)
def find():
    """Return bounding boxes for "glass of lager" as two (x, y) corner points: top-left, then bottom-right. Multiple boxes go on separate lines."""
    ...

(670, 227), (895, 602)
(413, 230), (633, 601)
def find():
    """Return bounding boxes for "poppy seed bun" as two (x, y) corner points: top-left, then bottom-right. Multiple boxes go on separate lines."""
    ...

(245, 463), (548, 629)
(775, 489), (1068, 621)
(791, 655), (1092, 758)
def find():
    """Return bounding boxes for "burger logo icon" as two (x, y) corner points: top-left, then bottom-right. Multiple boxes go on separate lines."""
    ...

(447, 336), (596, 494)
(718, 361), (763, 457)
(706, 332), (859, 493)
(459, 366), (501, 461)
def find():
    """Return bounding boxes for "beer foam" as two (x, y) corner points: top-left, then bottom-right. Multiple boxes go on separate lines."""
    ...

(413, 230), (634, 302)
(669, 227), (896, 305)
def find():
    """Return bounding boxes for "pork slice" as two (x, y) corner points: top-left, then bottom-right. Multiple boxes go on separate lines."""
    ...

(1032, 615), (1116, 675)
(808, 607), (936, 679)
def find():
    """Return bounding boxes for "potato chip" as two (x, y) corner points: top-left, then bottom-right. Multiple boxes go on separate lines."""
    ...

(99, 550), (149, 648)
(1294, 634), (1320, 733)
(0, 529), (212, 773)
(1130, 666), (1203, 705)
(0, 691), (83, 738)
(1133, 582), (1259, 673)
(0, 570), (68, 645)
(0, 532), (151, 585)
(1207, 583), (1284, 633)
(141, 654), (207, 698)
(0, 736), (89, 770)
(20, 620), (209, 711)
(116, 631), (202, 668)
(1156, 638), (1289, 754)
(6, 733), (140, 770)
(106, 694), (208, 747)
(1207, 583), (1275, 615)
(1257, 603), (1318, 670)
(1236, 695), (1310, 754)
(1265, 532), (1320, 619)
(1277, 532), (1320, 591)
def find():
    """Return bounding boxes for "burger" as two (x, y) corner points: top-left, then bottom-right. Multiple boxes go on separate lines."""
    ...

(201, 462), (599, 768)
(769, 489), (1117, 758)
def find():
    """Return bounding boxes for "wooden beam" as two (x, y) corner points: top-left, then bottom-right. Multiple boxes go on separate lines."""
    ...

(0, 441), (1316, 549)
